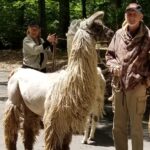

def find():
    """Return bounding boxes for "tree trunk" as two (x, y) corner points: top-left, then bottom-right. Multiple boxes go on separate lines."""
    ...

(115, 0), (122, 29)
(58, 0), (70, 49)
(38, 0), (47, 38)
(81, 0), (86, 18)
(115, 0), (121, 8)
(18, 6), (25, 27)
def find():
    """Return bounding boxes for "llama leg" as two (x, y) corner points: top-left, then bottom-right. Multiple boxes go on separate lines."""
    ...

(44, 122), (62, 150)
(81, 114), (92, 144)
(44, 110), (64, 150)
(62, 132), (72, 150)
(89, 115), (98, 141)
(23, 105), (41, 150)
(4, 104), (20, 150)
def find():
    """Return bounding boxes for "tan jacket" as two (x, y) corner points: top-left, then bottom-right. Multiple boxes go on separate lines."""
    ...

(23, 35), (51, 70)
(106, 22), (150, 90)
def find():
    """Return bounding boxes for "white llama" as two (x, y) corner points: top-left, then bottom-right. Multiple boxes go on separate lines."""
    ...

(67, 17), (113, 144)
(4, 11), (105, 150)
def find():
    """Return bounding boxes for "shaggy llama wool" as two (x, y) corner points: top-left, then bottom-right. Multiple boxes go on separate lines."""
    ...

(82, 67), (106, 144)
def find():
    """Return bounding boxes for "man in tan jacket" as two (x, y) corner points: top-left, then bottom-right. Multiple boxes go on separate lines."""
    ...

(105, 3), (150, 150)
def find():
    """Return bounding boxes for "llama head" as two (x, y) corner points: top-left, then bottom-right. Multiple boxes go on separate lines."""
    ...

(80, 11), (105, 39)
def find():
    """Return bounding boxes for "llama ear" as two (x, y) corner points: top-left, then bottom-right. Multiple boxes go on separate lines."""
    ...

(86, 11), (104, 27)
(99, 11), (104, 19)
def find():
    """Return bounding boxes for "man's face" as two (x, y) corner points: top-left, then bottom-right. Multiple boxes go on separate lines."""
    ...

(28, 26), (41, 39)
(125, 10), (143, 27)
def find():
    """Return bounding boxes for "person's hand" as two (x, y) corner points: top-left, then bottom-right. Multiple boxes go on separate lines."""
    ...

(47, 33), (57, 45)
(145, 77), (150, 88)
(113, 66), (121, 77)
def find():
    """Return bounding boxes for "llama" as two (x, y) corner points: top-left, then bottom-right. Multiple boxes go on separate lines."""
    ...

(4, 11), (105, 150)
(66, 17), (113, 145)
(82, 67), (106, 144)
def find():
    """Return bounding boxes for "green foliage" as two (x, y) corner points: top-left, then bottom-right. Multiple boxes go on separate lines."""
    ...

(0, 0), (23, 48)
(138, 0), (150, 27)
(1, 0), (150, 49)
(46, 0), (59, 33)
(0, 0), (38, 49)
(70, 1), (82, 20)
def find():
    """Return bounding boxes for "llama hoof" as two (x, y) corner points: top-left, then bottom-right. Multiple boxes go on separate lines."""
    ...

(81, 140), (87, 144)
(87, 140), (96, 145)
(88, 137), (94, 141)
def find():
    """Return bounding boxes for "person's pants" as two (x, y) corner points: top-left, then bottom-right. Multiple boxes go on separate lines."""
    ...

(112, 83), (147, 150)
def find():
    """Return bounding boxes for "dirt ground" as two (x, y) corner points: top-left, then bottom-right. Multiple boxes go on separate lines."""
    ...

(0, 49), (68, 72)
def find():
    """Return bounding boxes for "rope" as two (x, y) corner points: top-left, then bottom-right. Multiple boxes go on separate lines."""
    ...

(111, 76), (121, 92)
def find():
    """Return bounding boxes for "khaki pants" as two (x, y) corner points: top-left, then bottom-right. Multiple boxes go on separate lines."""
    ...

(112, 83), (147, 150)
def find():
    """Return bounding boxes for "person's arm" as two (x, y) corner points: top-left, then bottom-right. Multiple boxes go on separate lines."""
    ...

(43, 40), (53, 50)
(105, 33), (121, 74)
(23, 37), (45, 55)
(23, 36), (54, 55)
(46, 33), (57, 52)
(144, 44), (150, 87)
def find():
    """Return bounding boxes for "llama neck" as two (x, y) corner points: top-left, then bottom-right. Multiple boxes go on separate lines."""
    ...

(65, 28), (98, 108)
(70, 31), (97, 72)
(67, 35), (98, 88)
(64, 40), (98, 124)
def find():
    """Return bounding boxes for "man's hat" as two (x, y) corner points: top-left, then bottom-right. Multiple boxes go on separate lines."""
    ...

(28, 21), (40, 28)
(125, 3), (143, 13)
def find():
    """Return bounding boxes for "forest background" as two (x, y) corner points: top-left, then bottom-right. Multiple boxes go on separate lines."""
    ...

(0, 0), (150, 50)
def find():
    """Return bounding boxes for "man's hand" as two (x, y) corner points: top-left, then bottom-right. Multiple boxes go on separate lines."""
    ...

(47, 33), (57, 45)
(113, 66), (121, 77)
(145, 77), (150, 88)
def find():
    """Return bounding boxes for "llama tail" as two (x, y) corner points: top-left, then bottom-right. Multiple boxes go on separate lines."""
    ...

(3, 102), (20, 150)
(8, 68), (19, 80)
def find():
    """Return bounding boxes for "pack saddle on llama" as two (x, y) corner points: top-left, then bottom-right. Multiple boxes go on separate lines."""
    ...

(4, 11), (106, 150)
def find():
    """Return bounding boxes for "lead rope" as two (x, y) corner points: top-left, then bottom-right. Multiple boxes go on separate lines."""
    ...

(111, 76), (121, 92)
(111, 76), (126, 105)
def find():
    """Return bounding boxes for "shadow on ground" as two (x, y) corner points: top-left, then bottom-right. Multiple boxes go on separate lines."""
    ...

(94, 119), (114, 147)
(88, 102), (150, 147)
